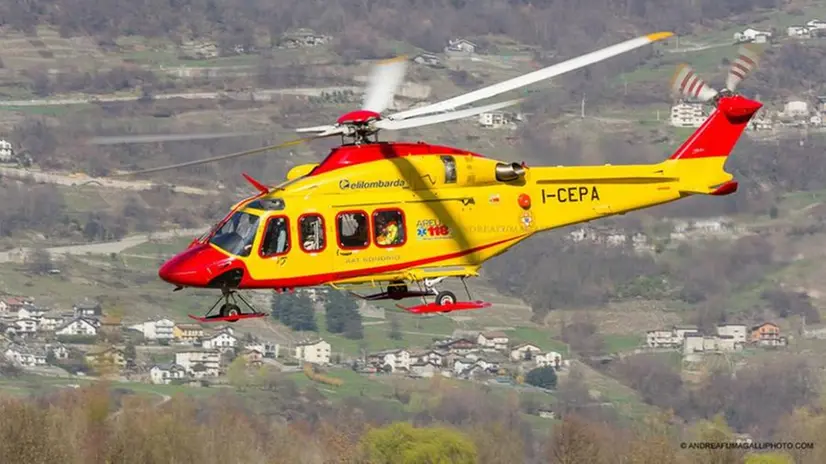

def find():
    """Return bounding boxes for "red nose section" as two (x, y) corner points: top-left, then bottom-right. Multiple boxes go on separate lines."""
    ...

(158, 243), (234, 287)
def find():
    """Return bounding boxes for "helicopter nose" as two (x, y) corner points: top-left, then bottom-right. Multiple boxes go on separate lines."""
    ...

(158, 244), (232, 287)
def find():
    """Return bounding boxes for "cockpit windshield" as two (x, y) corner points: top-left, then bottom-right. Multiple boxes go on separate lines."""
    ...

(208, 210), (260, 257)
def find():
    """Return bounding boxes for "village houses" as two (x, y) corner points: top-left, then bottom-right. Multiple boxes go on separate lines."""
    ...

(295, 339), (331, 365)
(55, 317), (98, 337)
(367, 349), (411, 372)
(129, 319), (175, 342)
(201, 328), (238, 351)
(150, 363), (187, 384)
(510, 343), (543, 361)
(477, 331), (509, 351)
(750, 322), (787, 346)
(175, 349), (220, 377)
(173, 323), (204, 344)
(73, 299), (103, 318)
(85, 346), (126, 369)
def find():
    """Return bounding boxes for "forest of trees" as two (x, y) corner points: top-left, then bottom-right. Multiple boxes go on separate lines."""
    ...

(0, 364), (823, 464)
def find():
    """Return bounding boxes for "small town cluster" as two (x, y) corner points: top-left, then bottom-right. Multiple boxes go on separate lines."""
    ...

(355, 330), (568, 382)
(645, 321), (787, 356)
(1, 294), (568, 387)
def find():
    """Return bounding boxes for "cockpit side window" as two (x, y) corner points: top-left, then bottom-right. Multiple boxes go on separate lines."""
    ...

(260, 216), (290, 257)
(208, 210), (260, 257)
(440, 155), (457, 184)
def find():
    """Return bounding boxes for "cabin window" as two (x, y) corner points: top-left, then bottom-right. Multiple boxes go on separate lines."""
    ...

(373, 209), (406, 247)
(299, 214), (326, 252)
(441, 155), (457, 184)
(246, 198), (286, 211)
(260, 216), (290, 257)
(337, 211), (369, 249)
(209, 210), (260, 257)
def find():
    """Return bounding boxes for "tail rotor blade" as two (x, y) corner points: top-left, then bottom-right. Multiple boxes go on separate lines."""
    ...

(362, 55), (408, 114)
(670, 64), (718, 102)
(725, 43), (761, 92)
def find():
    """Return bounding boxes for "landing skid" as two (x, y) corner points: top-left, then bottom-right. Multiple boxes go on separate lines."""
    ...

(349, 290), (432, 301)
(188, 290), (267, 323)
(351, 277), (493, 314)
(397, 301), (492, 314)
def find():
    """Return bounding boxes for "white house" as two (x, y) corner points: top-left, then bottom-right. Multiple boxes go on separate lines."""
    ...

(536, 351), (563, 369)
(129, 319), (175, 341)
(453, 358), (477, 375)
(646, 329), (678, 348)
(55, 317), (98, 337)
(4, 346), (46, 367)
(788, 26), (812, 38)
(175, 350), (220, 377)
(411, 350), (445, 366)
(201, 329), (237, 351)
(295, 339), (331, 365)
(369, 349), (411, 372)
(807, 19), (826, 30)
(46, 343), (68, 360)
(734, 28), (771, 43)
(445, 38), (476, 54)
(716, 324), (747, 344)
(0, 139), (13, 162)
(670, 102), (707, 127)
(38, 313), (64, 332)
(477, 331), (509, 351)
(409, 360), (442, 377)
(510, 343), (543, 361)
(785, 100), (810, 117)
(17, 306), (45, 320)
(150, 363), (187, 384)
(14, 319), (38, 336)
(73, 299), (102, 318)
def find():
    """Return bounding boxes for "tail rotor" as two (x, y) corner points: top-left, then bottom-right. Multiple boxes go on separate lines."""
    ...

(670, 43), (763, 106)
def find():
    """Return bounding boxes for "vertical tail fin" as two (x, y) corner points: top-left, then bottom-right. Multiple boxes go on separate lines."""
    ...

(669, 95), (762, 161)
(668, 95), (762, 195)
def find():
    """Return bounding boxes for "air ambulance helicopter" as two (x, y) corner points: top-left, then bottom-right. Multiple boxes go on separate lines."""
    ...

(109, 33), (765, 323)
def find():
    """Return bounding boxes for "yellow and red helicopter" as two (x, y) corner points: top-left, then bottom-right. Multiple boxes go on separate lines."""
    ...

(112, 33), (764, 322)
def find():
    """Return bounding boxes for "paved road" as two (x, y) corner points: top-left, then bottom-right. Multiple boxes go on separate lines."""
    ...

(0, 227), (205, 263)
(0, 166), (212, 196)
(0, 86), (362, 107)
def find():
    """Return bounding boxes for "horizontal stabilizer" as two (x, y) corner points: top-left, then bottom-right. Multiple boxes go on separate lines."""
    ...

(679, 180), (739, 196)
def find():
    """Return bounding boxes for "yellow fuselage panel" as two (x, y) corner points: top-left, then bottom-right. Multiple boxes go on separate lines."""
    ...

(228, 154), (727, 286)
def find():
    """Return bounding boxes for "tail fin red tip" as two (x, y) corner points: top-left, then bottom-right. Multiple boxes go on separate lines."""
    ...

(669, 95), (761, 161)
(719, 96), (762, 120)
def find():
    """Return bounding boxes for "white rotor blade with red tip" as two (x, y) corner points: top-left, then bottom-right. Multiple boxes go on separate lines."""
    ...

(725, 44), (761, 92)
(389, 32), (673, 121)
(670, 64), (719, 102)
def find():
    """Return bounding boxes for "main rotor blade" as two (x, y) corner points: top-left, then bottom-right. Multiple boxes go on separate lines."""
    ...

(87, 132), (261, 145)
(109, 135), (329, 177)
(725, 43), (761, 92)
(374, 98), (523, 131)
(362, 55), (408, 114)
(388, 32), (673, 121)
